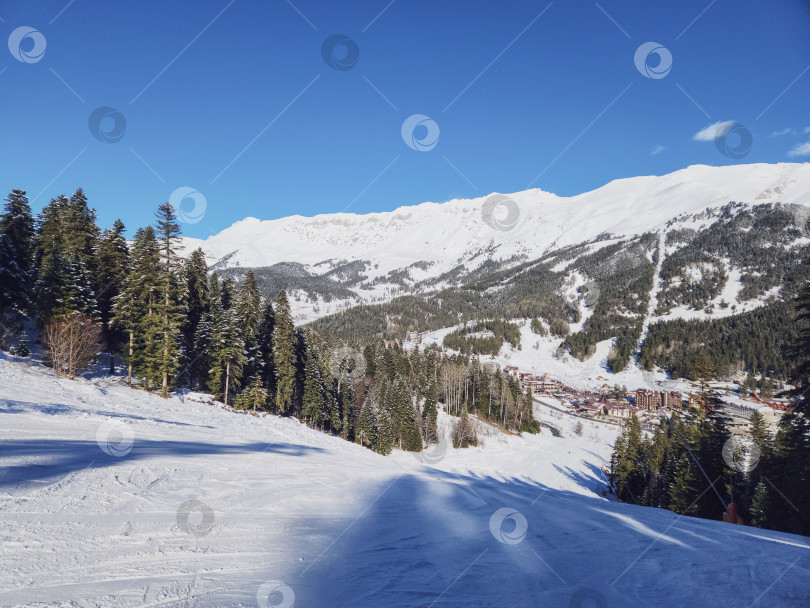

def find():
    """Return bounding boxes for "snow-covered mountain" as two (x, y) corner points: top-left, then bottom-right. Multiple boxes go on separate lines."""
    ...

(183, 163), (810, 290)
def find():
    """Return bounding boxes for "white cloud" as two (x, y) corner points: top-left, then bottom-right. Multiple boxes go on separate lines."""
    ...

(650, 144), (665, 156)
(788, 142), (810, 157)
(693, 121), (734, 142)
(805, 127), (810, 134)
(768, 128), (793, 137)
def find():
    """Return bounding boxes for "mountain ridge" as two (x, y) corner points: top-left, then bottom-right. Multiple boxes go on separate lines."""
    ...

(183, 163), (810, 279)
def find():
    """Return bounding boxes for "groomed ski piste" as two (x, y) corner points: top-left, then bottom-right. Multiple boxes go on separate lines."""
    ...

(1, 353), (808, 607)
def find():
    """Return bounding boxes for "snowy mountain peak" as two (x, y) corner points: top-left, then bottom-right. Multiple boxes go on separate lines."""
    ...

(181, 163), (810, 292)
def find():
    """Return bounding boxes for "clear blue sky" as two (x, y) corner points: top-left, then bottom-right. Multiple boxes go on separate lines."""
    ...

(2, 0), (809, 238)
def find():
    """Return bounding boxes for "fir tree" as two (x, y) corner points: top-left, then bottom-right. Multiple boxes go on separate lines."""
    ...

(357, 397), (377, 448)
(301, 343), (325, 427)
(94, 220), (129, 373)
(205, 280), (247, 405)
(153, 203), (184, 396)
(257, 298), (277, 407)
(422, 378), (439, 443)
(0, 189), (34, 314)
(273, 290), (296, 414)
(112, 227), (160, 386)
(789, 280), (810, 416)
(0, 234), (28, 316)
(749, 478), (768, 528)
(235, 270), (262, 385)
(180, 249), (209, 387)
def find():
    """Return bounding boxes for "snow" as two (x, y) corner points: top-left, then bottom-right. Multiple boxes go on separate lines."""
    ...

(181, 164), (810, 291)
(2, 357), (809, 606)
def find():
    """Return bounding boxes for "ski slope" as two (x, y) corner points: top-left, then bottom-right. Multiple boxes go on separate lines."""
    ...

(1, 355), (808, 607)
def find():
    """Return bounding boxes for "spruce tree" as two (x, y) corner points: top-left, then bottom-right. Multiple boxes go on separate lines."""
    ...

(94, 220), (129, 373)
(153, 203), (184, 396)
(235, 270), (262, 385)
(273, 290), (296, 414)
(302, 344), (325, 427)
(112, 227), (160, 385)
(357, 397), (378, 448)
(180, 249), (209, 387)
(749, 479), (769, 528)
(204, 277), (247, 405)
(257, 298), (277, 406)
(422, 378), (439, 442)
(789, 280), (810, 416)
(0, 234), (28, 317)
(0, 189), (34, 315)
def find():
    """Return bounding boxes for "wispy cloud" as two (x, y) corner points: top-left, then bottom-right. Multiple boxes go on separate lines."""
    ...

(693, 121), (734, 142)
(768, 127), (810, 138)
(650, 144), (665, 156)
(788, 142), (810, 157)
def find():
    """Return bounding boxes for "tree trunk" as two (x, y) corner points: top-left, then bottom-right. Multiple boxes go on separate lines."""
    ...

(225, 360), (231, 407)
(127, 331), (133, 385)
(109, 352), (115, 375)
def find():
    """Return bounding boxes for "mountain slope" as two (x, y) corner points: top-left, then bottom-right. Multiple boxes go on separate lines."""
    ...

(1, 355), (808, 607)
(182, 163), (810, 287)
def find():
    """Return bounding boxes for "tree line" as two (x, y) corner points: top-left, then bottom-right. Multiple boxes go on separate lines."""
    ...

(0, 188), (538, 456)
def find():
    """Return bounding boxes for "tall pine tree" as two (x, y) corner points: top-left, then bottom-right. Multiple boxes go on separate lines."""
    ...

(273, 290), (296, 414)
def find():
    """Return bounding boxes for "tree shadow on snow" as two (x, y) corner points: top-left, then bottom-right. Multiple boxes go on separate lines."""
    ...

(0, 438), (324, 490)
(188, 464), (810, 608)
(1, 397), (213, 429)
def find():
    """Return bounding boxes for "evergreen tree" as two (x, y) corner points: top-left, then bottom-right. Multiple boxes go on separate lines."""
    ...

(34, 192), (100, 321)
(94, 220), (129, 373)
(112, 227), (160, 386)
(235, 270), (262, 385)
(0, 234), (28, 317)
(301, 343), (325, 426)
(257, 298), (277, 407)
(356, 397), (377, 448)
(273, 290), (296, 414)
(422, 378), (439, 442)
(34, 243), (70, 323)
(205, 279), (247, 405)
(153, 203), (184, 395)
(789, 280), (810, 416)
(180, 249), (209, 387)
(0, 189), (34, 315)
(749, 478), (769, 528)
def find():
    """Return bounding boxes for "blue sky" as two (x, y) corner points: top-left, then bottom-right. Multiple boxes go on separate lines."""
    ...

(1, 0), (809, 238)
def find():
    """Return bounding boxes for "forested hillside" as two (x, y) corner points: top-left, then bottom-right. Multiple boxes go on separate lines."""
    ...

(0, 188), (538, 459)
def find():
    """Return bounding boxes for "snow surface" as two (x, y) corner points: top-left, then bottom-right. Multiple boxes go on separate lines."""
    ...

(2, 355), (808, 607)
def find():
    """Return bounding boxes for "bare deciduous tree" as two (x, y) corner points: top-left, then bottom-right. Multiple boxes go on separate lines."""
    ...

(43, 313), (103, 378)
